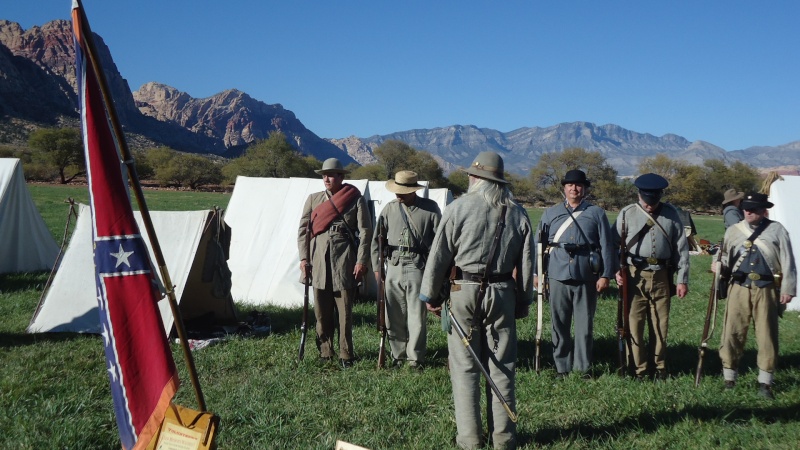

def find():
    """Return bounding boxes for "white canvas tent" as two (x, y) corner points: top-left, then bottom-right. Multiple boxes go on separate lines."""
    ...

(427, 188), (454, 213)
(28, 204), (238, 334)
(224, 177), (371, 307)
(0, 158), (59, 274)
(767, 175), (800, 311)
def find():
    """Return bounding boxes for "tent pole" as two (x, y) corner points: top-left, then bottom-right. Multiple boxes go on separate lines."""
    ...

(75, 0), (206, 411)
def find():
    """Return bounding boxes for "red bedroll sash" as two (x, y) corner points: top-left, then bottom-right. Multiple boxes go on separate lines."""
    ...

(310, 184), (361, 237)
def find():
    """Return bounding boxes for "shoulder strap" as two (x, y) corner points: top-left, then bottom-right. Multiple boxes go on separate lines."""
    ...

(731, 219), (772, 272)
(469, 205), (508, 337)
(554, 201), (590, 245)
(325, 190), (359, 250)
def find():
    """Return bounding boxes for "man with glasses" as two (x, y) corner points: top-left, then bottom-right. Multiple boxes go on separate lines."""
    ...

(714, 192), (796, 398)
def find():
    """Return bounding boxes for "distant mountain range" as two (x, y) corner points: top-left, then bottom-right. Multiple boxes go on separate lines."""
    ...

(1, 19), (797, 176)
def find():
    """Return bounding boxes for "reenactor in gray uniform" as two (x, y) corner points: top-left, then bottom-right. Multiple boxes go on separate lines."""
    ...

(371, 170), (441, 369)
(298, 158), (372, 369)
(419, 151), (534, 450)
(534, 169), (615, 378)
(714, 192), (796, 399)
(613, 173), (690, 380)
(722, 189), (745, 229)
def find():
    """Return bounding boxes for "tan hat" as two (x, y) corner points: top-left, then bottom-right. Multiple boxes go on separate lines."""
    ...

(315, 158), (350, 175)
(386, 170), (424, 194)
(461, 151), (509, 184)
(722, 188), (744, 206)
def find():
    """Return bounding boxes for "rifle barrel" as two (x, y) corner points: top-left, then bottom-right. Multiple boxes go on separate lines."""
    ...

(695, 240), (723, 387)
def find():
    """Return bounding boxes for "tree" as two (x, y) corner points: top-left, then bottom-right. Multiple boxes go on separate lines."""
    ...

(373, 140), (447, 187)
(447, 170), (469, 195)
(222, 131), (319, 183)
(349, 163), (387, 181)
(27, 127), (84, 183)
(529, 148), (619, 205)
(163, 154), (223, 189)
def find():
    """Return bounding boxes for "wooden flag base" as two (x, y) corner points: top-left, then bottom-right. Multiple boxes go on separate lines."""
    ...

(147, 403), (219, 450)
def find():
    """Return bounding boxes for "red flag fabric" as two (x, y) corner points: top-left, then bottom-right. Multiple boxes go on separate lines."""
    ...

(72, 2), (179, 449)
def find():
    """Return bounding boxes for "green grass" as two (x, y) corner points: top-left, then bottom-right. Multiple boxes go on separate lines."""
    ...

(2, 185), (800, 449)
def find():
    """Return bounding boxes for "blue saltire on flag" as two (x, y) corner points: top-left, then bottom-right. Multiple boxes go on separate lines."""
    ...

(72, 1), (179, 449)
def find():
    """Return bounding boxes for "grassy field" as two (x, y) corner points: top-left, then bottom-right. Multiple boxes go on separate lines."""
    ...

(2, 185), (800, 449)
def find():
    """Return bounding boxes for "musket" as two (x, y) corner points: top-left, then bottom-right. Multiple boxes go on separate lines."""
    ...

(695, 239), (724, 387)
(376, 217), (387, 369)
(534, 223), (549, 374)
(616, 212), (631, 377)
(448, 307), (518, 423)
(298, 220), (311, 362)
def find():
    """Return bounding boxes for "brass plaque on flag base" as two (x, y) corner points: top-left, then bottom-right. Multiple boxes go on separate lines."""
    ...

(147, 403), (219, 450)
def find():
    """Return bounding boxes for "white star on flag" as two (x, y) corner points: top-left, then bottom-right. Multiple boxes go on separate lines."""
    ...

(110, 244), (134, 268)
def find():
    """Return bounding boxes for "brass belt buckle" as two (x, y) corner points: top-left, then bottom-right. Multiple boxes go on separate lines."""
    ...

(647, 257), (659, 265)
(748, 273), (761, 281)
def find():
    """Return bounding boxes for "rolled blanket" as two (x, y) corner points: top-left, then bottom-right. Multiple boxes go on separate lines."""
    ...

(310, 183), (361, 237)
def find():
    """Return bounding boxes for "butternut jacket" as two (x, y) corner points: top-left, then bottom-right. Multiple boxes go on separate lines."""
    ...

(298, 190), (372, 291)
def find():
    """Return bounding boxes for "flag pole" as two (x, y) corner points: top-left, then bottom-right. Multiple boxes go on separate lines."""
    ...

(75, 0), (206, 411)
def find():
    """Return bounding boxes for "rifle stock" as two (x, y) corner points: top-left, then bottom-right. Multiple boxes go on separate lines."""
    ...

(377, 218), (387, 369)
(617, 213), (630, 377)
(535, 224), (548, 374)
(695, 239), (724, 387)
(298, 221), (311, 362)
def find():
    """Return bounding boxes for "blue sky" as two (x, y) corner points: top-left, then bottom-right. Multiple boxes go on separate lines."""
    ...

(6, 1), (800, 150)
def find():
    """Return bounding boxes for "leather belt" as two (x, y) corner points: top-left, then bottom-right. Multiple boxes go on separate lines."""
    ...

(732, 272), (773, 283)
(549, 243), (591, 251)
(387, 245), (423, 255)
(629, 256), (669, 267)
(455, 267), (514, 283)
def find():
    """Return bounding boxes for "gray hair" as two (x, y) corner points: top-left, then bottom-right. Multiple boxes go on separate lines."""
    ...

(467, 177), (515, 207)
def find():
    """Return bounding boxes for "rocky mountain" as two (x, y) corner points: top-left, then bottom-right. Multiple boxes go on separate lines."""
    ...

(0, 19), (354, 164)
(1, 19), (797, 177)
(328, 122), (785, 176)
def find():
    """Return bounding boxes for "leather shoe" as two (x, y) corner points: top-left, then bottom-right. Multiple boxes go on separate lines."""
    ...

(724, 380), (736, 389)
(340, 358), (354, 369)
(555, 372), (568, 380)
(758, 383), (774, 399)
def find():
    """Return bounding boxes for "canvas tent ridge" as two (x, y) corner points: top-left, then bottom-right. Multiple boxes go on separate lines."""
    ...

(28, 203), (239, 336)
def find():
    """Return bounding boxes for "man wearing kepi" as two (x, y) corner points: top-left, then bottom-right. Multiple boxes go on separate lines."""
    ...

(715, 192), (796, 399)
(419, 151), (534, 450)
(534, 169), (615, 378)
(371, 170), (441, 370)
(613, 173), (690, 381)
(298, 158), (372, 369)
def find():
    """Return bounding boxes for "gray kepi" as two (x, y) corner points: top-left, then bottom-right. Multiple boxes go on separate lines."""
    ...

(462, 151), (509, 184)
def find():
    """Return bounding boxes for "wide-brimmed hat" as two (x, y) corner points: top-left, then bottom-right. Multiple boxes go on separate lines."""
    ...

(386, 170), (424, 194)
(741, 192), (773, 210)
(461, 151), (509, 185)
(722, 189), (744, 206)
(561, 169), (590, 187)
(315, 158), (350, 175)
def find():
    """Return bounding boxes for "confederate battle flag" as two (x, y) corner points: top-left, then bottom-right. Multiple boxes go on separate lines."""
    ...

(72, 1), (179, 448)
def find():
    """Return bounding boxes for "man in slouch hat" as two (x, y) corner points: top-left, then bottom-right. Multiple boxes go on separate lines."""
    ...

(722, 188), (745, 229)
(714, 192), (796, 399)
(613, 173), (690, 381)
(419, 151), (534, 449)
(371, 170), (441, 370)
(298, 158), (372, 369)
(534, 169), (615, 379)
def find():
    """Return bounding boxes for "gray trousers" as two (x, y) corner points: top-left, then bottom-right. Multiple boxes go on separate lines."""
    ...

(385, 260), (427, 363)
(449, 281), (517, 450)
(549, 279), (597, 373)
